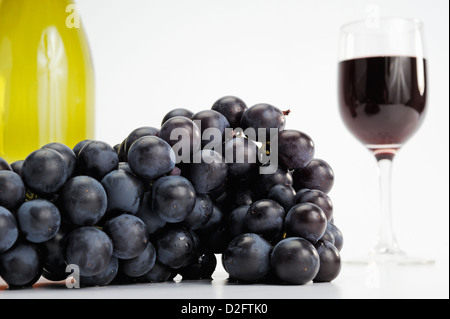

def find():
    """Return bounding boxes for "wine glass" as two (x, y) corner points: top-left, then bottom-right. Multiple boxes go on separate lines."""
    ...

(338, 17), (433, 264)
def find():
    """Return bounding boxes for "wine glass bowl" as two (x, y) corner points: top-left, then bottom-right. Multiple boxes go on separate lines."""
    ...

(337, 17), (432, 264)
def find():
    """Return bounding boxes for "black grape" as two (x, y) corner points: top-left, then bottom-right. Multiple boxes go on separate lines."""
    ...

(80, 256), (119, 287)
(161, 108), (194, 125)
(222, 233), (272, 282)
(285, 202), (327, 243)
(0, 156), (12, 171)
(155, 227), (195, 269)
(268, 184), (296, 212)
(179, 251), (217, 280)
(183, 193), (214, 230)
(183, 149), (228, 194)
(120, 242), (157, 277)
(123, 126), (160, 156)
(227, 205), (250, 239)
(135, 192), (166, 237)
(211, 95), (248, 128)
(327, 222), (344, 252)
(0, 206), (19, 253)
(244, 199), (285, 243)
(296, 188), (333, 221)
(255, 165), (293, 196)
(0, 242), (42, 288)
(127, 135), (176, 181)
(21, 148), (68, 196)
(293, 158), (334, 194)
(151, 175), (196, 223)
(223, 137), (258, 181)
(104, 214), (149, 260)
(60, 175), (108, 226)
(192, 109), (230, 149)
(313, 240), (341, 283)
(101, 169), (145, 214)
(65, 226), (113, 277)
(42, 142), (77, 177)
(270, 237), (320, 285)
(16, 199), (61, 243)
(10, 160), (24, 175)
(136, 261), (174, 283)
(277, 129), (315, 170)
(40, 222), (71, 281)
(77, 140), (119, 181)
(240, 103), (286, 140)
(0, 170), (25, 210)
(72, 139), (94, 156)
(158, 116), (201, 163)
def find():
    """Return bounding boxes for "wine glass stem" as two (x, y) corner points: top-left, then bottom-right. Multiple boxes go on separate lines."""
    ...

(374, 157), (401, 254)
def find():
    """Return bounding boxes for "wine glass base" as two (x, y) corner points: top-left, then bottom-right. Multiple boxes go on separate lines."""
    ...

(343, 249), (435, 266)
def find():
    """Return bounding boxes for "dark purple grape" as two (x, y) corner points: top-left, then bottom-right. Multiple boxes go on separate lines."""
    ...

(0, 206), (19, 253)
(285, 202), (327, 243)
(0, 242), (42, 288)
(227, 205), (250, 239)
(80, 256), (119, 287)
(137, 261), (174, 283)
(240, 103), (286, 140)
(183, 193), (214, 230)
(151, 175), (196, 223)
(65, 226), (113, 277)
(211, 95), (248, 128)
(293, 158), (334, 194)
(156, 227), (195, 269)
(159, 116), (201, 163)
(327, 222), (344, 252)
(135, 192), (166, 237)
(72, 139), (94, 156)
(120, 242), (156, 277)
(161, 108), (194, 125)
(223, 233), (272, 282)
(270, 237), (320, 285)
(224, 137), (258, 180)
(0, 170), (25, 210)
(21, 148), (68, 196)
(104, 214), (149, 260)
(296, 189), (333, 221)
(60, 175), (107, 226)
(127, 135), (175, 181)
(313, 240), (341, 283)
(277, 129), (315, 170)
(10, 160), (24, 176)
(16, 199), (61, 243)
(0, 156), (12, 171)
(101, 169), (144, 214)
(268, 184), (296, 212)
(245, 199), (286, 243)
(42, 142), (77, 177)
(123, 126), (160, 156)
(256, 165), (293, 196)
(192, 109), (231, 149)
(183, 150), (228, 194)
(40, 222), (71, 281)
(179, 251), (217, 280)
(77, 140), (119, 181)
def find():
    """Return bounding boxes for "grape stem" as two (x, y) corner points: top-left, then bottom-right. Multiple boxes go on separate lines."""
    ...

(282, 110), (291, 116)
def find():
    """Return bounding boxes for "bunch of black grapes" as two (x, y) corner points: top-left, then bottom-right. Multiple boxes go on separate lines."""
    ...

(0, 95), (343, 288)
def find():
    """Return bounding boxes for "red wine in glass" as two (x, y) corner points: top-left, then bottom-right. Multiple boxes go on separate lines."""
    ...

(338, 18), (433, 264)
(339, 56), (427, 160)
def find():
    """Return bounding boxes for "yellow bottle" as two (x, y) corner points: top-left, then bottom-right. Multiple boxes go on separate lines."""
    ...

(0, 0), (95, 163)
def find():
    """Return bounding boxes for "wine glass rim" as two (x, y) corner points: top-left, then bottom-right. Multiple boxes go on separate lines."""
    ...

(340, 16), (424, 32)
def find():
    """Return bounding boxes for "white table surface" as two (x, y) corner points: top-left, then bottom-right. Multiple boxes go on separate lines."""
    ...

(1, 254), (448, 299)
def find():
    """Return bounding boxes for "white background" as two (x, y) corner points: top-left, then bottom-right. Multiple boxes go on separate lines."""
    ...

(8, 0), (444, 298)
